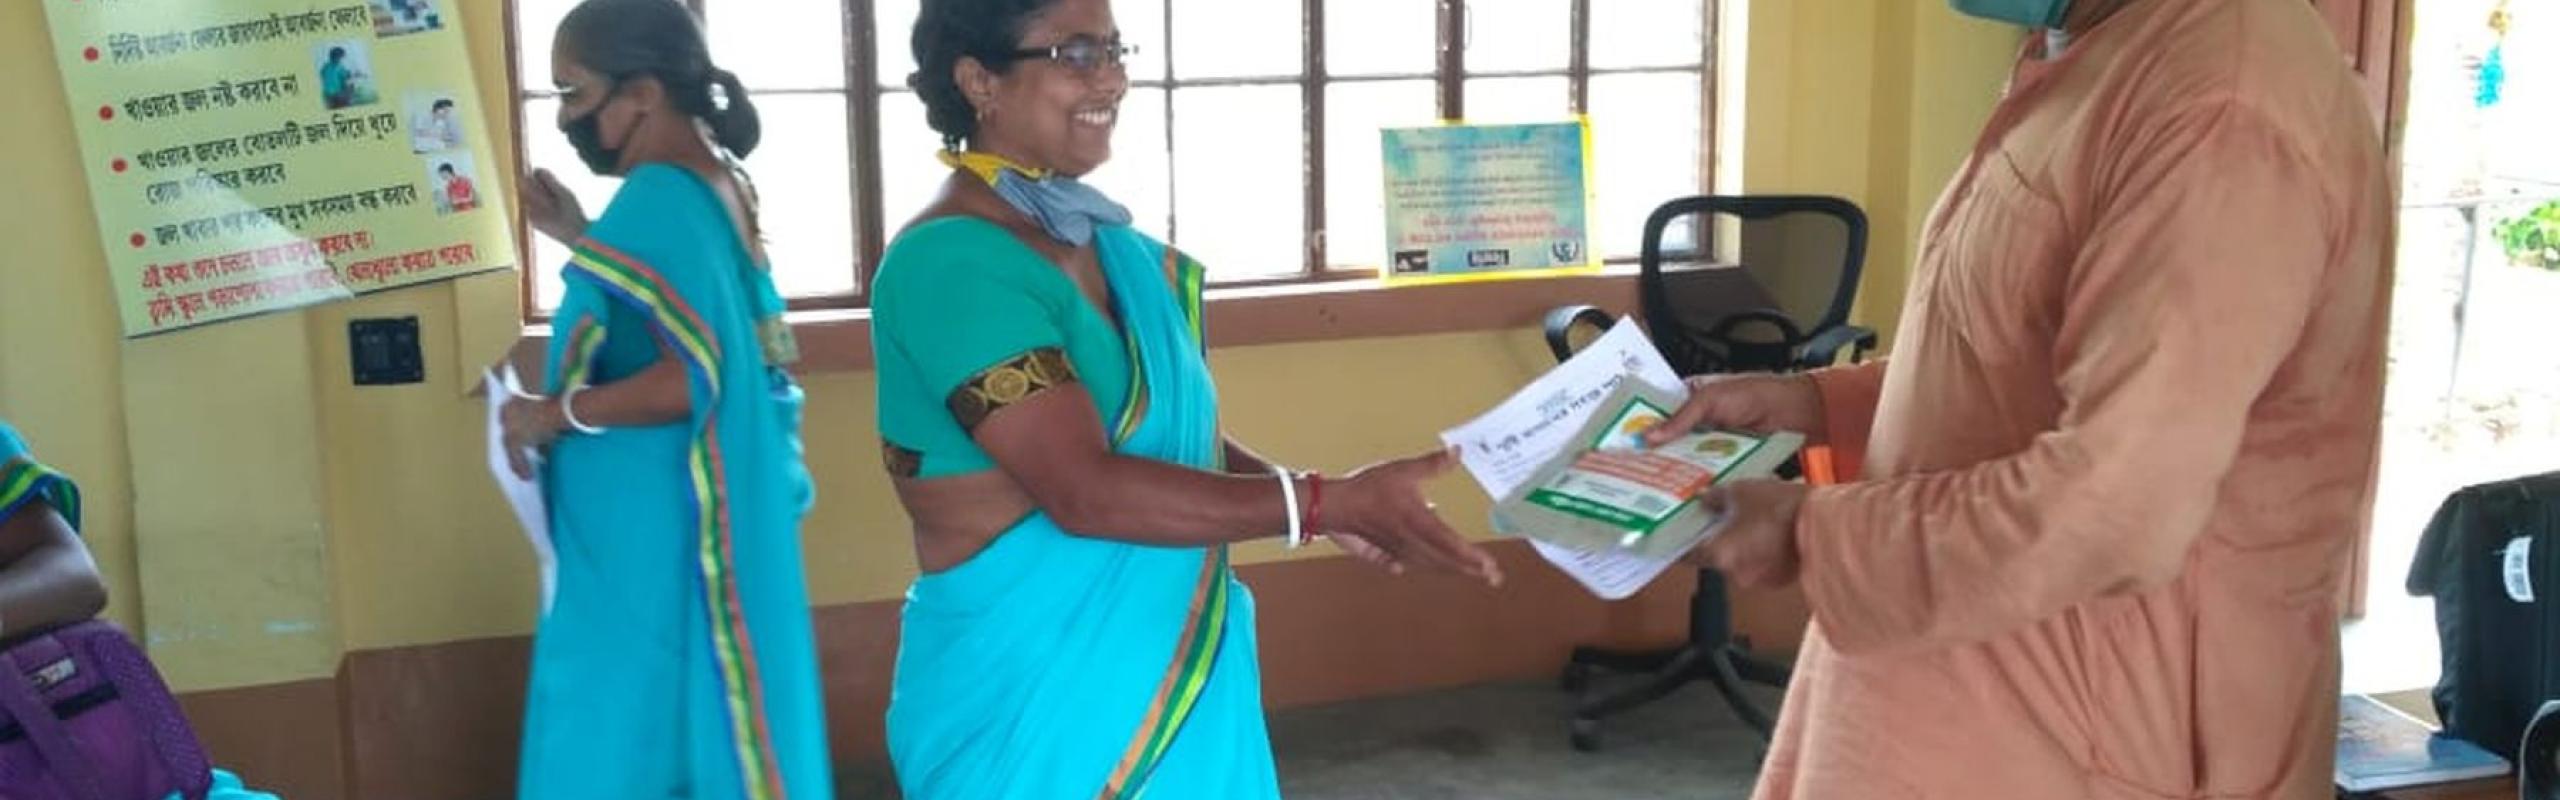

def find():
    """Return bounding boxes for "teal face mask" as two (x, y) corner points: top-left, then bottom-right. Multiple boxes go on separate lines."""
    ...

(1950, 0), (2073, 28)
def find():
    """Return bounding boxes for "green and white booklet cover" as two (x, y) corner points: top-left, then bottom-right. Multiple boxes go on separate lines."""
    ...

(1440, 319), (1805, 599)
(1495, 381), (1801, 562)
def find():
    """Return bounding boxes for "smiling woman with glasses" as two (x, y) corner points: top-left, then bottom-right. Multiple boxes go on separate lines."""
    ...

(871, 0), (1504, 797)
(1007, 34), (1137, 72)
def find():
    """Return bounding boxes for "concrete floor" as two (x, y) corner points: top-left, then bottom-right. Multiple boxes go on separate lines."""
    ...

(841, 678), (1776, 799)
(1272, 680), (1774, 800)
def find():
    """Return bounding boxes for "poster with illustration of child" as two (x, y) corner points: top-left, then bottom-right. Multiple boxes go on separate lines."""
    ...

(314, 40), (381, 110)
(429, 155), (482, 216)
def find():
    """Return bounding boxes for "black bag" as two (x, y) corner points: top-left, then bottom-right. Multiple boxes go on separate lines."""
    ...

(2408, 470), (2560, 760)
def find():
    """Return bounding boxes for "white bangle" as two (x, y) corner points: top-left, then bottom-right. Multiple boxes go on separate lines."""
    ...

(560, 385), (605, 435)
(1271, 463), (1305, 548)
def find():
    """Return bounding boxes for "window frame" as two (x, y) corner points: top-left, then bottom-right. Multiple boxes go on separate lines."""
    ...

(506, 0), (1719, 321)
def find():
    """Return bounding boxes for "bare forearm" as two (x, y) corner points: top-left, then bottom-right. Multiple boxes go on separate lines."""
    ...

(985, 393), (1309, 547)
(1221, 436), (1276, 476)
(975, 385), (1491, 581)
(0, 508), (106, 638)
(0, 547), (108, 636)
(1047, 454), (1301, 546)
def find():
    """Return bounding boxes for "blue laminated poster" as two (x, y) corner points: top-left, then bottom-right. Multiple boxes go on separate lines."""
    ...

(1379, 122), (1596, 284)
(2336, 693), (2510, 792)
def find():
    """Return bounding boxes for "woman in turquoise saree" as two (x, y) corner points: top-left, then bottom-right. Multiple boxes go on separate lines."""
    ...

(1, 421), (279, 800)
(878, 1), (1503, 796)
(499, 2), (832, 798)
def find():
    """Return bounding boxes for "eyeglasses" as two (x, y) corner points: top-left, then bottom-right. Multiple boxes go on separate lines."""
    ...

(1006, 35), (1137, 73)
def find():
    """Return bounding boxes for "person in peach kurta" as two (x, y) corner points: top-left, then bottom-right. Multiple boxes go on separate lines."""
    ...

(1647, 0), (2394, 796)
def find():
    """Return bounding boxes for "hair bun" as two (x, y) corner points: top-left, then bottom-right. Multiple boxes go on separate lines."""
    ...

(706, 67), (737, 113)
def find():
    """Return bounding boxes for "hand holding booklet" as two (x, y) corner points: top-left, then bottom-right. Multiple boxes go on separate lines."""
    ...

(1439, 319), (1803, 598)
(1494, 381), (1801, 562)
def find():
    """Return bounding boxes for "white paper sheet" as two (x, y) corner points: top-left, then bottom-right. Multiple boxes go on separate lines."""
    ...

(1443, 319), (1698, 599)
(1529, 539), (1685, 600)
(1489, 508), (1703, 601)
(484, 365), (557, 615)
(1441, 318), (1686, 499)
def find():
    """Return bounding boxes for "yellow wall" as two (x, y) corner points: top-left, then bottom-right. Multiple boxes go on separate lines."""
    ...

(0, 0), (2014, 692)
(1735, 0), (2018, 343)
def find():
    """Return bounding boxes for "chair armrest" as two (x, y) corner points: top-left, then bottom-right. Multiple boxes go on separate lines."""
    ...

(1543, 304), (1616, 363)
(1800, 324), (1878, 368)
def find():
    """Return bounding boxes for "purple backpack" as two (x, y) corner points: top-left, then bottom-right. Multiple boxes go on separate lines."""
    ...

(0, 621), (212, 800)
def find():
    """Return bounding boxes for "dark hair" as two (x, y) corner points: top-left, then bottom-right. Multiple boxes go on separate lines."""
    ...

(328, 47), (346, 60)
(556, 0), (761, 157)
(438, 163), (456, 174)
(432, 98), (454, 112)
(908, 0), (1058, 149)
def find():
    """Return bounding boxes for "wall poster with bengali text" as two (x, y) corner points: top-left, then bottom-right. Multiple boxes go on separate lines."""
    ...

(1379, 121), (1597, 286)
(43, 0), (517, 337)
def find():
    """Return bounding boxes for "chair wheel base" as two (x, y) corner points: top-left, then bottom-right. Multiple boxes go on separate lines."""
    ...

(1560, 662), (1595, 693)
(1569, 717), (1602, 752)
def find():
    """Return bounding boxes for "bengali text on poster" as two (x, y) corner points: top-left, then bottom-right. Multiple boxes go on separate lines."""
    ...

(1379, 122), (1595, 284)
(44, 0), (515, 336)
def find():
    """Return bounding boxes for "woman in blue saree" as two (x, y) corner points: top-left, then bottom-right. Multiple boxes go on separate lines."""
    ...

(499, 2), (832, 797)
(877, 1), (1504, 796)
(1, 421), (278, 800)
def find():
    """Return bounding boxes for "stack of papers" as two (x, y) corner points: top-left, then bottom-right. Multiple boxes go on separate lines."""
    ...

(1491, 381), (1800, 562)
(484, 364), (557, 615)
(1440, 319), (1699, 599)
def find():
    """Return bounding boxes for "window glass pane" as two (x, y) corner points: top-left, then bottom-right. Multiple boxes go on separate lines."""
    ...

(1464, 0), (1569, 74)
(1326, 0), (1435, 77)
(876, 88), (1171, 240)
(522, 94), (856, 306)
(1088, 88), (1173, 238)
(1118, 0), (1171, 85)
(741, 93), (858, 297)
(1463, 75), (1569, 124)
(706, 0), (848, 91)
(1171, 0), (1302, 79)
(1324, 80), (1436, 269)
(1589, 0), (1705, 69)
(529, 235), (569, 310)
(1172, 86), (1304, 281)
(513, 0), (583, 91)
(874, 0), (921, 89)
(876, 90), (946, 235)
(879, 0), (1171, 89)
(504, 0), (581, 97)
(520, 97), (626, 310)
(1589, 72), (1703, 258)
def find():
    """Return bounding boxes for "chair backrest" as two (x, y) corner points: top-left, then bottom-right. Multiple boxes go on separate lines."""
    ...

(1639, 196), (1867, 375)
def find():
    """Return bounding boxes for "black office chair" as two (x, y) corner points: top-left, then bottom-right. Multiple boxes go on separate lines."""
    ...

(1542, 195), (1876, 751)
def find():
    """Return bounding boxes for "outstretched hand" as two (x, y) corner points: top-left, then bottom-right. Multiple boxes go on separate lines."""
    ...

(1327, 447), (1504, 587)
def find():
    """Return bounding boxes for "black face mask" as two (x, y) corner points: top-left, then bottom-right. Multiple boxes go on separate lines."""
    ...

(560, 80), (642, 175)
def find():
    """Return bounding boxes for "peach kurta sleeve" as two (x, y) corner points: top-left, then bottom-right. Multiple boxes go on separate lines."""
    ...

(1792, 107), (2341, 657)
(1807, 360), (1886, 480)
